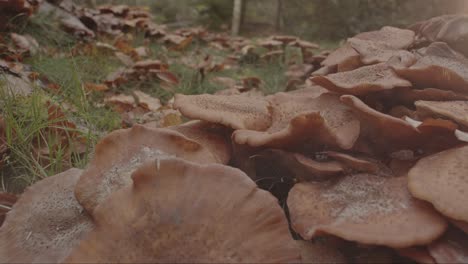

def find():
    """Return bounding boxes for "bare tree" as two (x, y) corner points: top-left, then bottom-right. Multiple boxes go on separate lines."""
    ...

(231, 0), (243, 36)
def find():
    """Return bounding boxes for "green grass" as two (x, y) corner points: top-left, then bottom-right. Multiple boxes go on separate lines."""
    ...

(0, 6), (314, 193)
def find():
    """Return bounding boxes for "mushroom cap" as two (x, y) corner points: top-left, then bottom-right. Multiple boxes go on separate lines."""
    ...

(168, 120), (232, 164)
(392, 42), (468, 95)
(66, 158), (300, 263)
(321, 43), (362, 72)
(428, 227), (468, 264)
(233, 93), (360, 150)
(340, 95), (420, 152)
(287, 173), (447, 247)
(348, 38), (417, 65)
(354, 26), (415, 49)
(74, 125), (219, 214)
(0, 168), (93, 263)
(173, 94), (271, 131)
(415, 101), (468, 129)
(311, 63), (412, 96)
(408, 145), (468, 222)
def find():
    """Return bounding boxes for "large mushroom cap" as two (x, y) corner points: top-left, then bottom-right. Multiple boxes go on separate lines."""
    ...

(340, 95), (420, 152)
(65, 158), (300, 263)
(173, 94), (271, 131)
(0, 169), (93, 263)
(74, 125), (219, 214)
(287, 173), (447, 248)
(233, 93), (360, 150)
(348, 37), (417, 66)
(311, 63), (412, 96)
(408, 145), (468, 222)
(392, 42), (468, 95)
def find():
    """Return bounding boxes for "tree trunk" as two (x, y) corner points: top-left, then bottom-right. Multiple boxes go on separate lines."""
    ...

(231, 0), (243, 36)
(275, 0), (283, 32)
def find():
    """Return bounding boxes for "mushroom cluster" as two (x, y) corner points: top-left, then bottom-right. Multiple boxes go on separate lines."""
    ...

(1, 14), (468, 263)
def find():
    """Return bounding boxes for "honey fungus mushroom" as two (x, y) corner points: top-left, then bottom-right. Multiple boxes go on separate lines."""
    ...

(74, 125), (223, 214)
(287, 173), (447, 248)
(232, 92), (360, 150)
(0, 169), (93, 263)
(173, 94), (272, 131)
(65, 158), (300, 263)
(408, 145), (468, 223)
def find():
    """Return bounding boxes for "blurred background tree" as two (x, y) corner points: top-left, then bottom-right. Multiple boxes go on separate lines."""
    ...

(86, 0), (467, 42)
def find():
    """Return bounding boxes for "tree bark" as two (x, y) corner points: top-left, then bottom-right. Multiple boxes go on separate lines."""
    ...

(231, 0), (243, 36)
(275, 0), (282, 32)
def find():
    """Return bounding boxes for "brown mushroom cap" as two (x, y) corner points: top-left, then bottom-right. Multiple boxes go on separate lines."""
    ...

(354, 26), (415, 49)
(348, 38), (416, 65)
(66, 158), (300, 263)
(311, 63), (412, 96)
(428, 227), (468, 264)
(233, 93), (360, 149)
(415, 101), (468, 129)
(0, 168), (93, 263)
(74, 125), (219, 214)
(168, 120), (232, 164)
(288, 173), (447, 248)
(392, 42), (468, 95)
(408, 145), (468, 222)
(173, 94), (272, 131)
(321, 43), (362, 72)
(340, 95), (420, 152)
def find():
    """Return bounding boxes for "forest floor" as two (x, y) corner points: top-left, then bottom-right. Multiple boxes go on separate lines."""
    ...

(0, 1), (335, 192)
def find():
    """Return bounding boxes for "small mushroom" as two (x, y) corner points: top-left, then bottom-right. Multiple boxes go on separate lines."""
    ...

(325, 151), (380, 174)
(66, 158), (300, 263)
(173, 94), (272, 131)
(74, 125), (221, 214)
(0, 169), (93, 263)
(408, 145), (468, 223)
(288, 173), (447, 247)
(311, 63), (412, 96)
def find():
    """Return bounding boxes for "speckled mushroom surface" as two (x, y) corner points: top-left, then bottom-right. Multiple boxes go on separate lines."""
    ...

(288, 173), (447, 247)
(0, 168), (93, 263)
(74, 125), (219, 215)
(66, 158), (300, 263)
(408, 145), (468, 222)
(233, 92), (360, 149)
(311, 63), (412, 96)
(173, 93), (272, 131)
